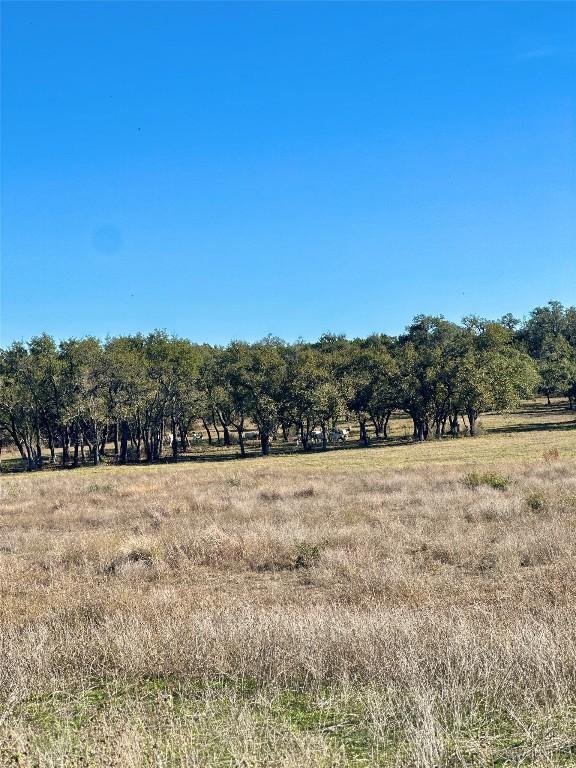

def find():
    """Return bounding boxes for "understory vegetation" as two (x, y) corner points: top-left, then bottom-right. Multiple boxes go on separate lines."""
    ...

(1, 405), (575, 765)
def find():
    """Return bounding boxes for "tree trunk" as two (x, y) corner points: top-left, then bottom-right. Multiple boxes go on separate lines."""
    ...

(73, 431), (79, 468)
(202, 418), (212, 445)
(9, 417), (27, 460)
(61, 426), (70, 466)
(135, 418), (142, 460)
(261, 432), (270, 456)
(212, 411), (221, 445)
(25, 442), (34, 472)
(153, 428), (161, 461)
(113, 422), (119, 455)
(413, 419), (425, 442)
(35, 421), (43, 469)
(449, 413), (460, 437)
(119, 420), (129, 464)
(99, 424), (108, 456)
(383, 412), (391, 439)
(171, 416), (178, 460)
(237, 426), (246, 458)
(222, 423), (231, 447)
(47, 425), (56, 463)
(157, 422), (164, 458)
(144, 429), (153, 462)
(93, 420), (100, 465)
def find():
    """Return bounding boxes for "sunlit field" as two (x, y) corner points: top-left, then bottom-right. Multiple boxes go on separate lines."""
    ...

(1, 400), (575, 766)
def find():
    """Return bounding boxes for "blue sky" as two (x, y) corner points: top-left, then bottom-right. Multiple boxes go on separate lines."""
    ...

(2, 1), (575, 345)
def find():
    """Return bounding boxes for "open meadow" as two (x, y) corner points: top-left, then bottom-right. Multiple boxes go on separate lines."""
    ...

(1, 400), (575, 767)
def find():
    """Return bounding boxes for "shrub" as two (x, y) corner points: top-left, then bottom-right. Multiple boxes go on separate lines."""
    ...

(259, 490), (282, 502)
(103, 547), (158, 575)
(429, 547), (455, 565)
(526, 492), (546, 512)
(463, 472), (510, 491)
(519, 543), (559, 567)
(293, 487), (315, 499)
(293, 543), (321, 569)
(253, 543), (321, 572)
(87, 483), (112, 494)
(542, 447), (560, 461)
(477, 553), (498, 572)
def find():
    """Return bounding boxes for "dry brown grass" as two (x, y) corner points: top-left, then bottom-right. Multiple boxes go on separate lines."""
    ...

(1, 418), (576, 765)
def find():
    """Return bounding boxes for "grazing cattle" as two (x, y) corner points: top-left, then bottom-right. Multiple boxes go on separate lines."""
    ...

(296, 428), (350, 446)
(296, 429), (324, 447)
(242, 430), (260, 441)
(190, 431), (203, 442)
(329, 428), (349, 443)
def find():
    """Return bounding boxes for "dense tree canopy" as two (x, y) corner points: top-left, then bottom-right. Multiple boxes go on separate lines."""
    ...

(1, 302), (574, 469)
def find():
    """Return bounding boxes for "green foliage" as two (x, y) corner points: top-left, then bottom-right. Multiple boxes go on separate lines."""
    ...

(463, 472), (511, 491)
(538, 335), (576, 400)
(526, 492), (546, 511)
(338, 336), (398, 443)
(1, 301), (574, 469)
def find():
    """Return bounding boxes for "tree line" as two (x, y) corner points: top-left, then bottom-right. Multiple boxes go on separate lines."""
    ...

(1, 301), (575, 470)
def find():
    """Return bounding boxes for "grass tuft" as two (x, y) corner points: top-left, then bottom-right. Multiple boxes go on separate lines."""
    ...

(463, 471), (511, 490)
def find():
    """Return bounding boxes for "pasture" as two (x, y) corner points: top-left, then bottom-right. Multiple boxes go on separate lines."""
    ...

(1, 400), (575, 766)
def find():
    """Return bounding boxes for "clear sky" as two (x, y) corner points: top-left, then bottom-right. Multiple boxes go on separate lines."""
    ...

(2, 1), (575, 346)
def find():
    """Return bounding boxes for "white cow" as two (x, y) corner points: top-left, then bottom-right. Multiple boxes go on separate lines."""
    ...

(296, 428), (323, 447)
(329, 428), (349, 443)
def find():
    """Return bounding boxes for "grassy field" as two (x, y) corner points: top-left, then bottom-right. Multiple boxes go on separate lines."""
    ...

(1, 400), (575, 766)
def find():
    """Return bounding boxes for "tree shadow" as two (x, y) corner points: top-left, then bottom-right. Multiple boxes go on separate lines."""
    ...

(489, 420), (575, 434)
(1, 435), (418, 473)
(509, 402), (573, 417)
(3, 406), (574, 474)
